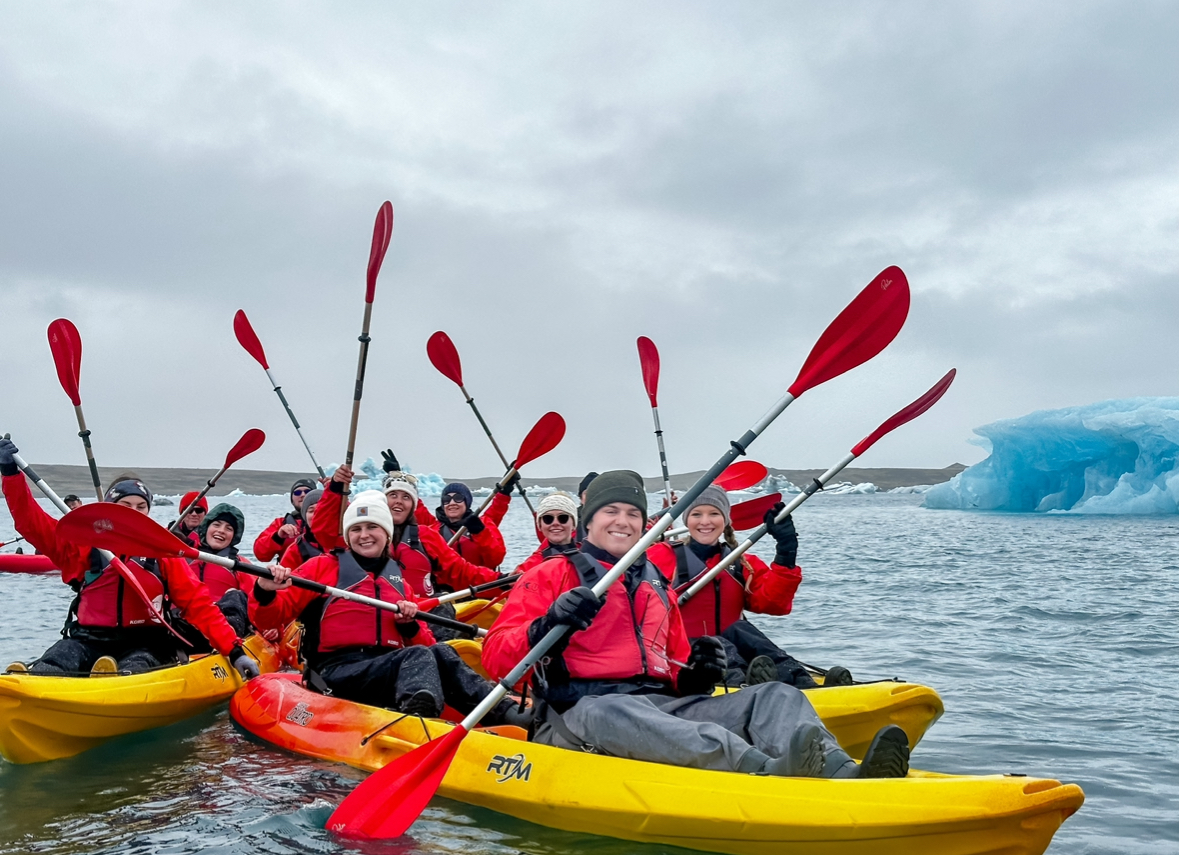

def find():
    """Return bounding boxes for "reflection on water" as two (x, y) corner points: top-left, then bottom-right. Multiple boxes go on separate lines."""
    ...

(2, 493), (1177, 855)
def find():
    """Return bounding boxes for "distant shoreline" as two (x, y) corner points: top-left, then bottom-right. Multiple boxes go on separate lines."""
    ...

(22, 463), (967, 496)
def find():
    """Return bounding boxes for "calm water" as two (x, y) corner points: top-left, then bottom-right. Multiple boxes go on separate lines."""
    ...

(1, 492), (1177, 855)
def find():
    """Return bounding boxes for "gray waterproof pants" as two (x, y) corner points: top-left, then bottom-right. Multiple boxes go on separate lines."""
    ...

(534, 682), (858, 777)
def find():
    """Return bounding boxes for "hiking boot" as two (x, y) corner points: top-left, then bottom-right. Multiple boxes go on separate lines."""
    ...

(822, 665), (854, 687)
(90, 656), (119, 676)
(857, 725), (910, 778)
(399, 690), (441, 718)
(790, 669), (819, 690)
(745, 655), (778, 686)
(5, 661), (28, 674)
(759, 724), (825, 778)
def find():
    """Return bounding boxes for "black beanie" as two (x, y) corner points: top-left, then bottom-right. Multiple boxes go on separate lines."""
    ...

(581, 470), (647, 527)
(291, 478), (316, 496)
(578, 471), (600, 496)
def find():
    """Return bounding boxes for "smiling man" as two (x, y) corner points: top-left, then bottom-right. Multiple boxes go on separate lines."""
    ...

(483, 470), (910, 780)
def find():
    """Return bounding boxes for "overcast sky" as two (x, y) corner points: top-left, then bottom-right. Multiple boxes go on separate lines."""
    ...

(1, 3), (1176, 481)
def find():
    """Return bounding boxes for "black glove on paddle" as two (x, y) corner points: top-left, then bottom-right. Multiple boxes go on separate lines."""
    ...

(764, 502), (798, 567)
(380, 449), (401, 473)
(0, 438), (19, 477)
(527, 585), (604, 647)
(229, 645), (261, 681)
(497, 471), (521, 496)
(459, 511), (485, 535)
(678, 636), (727, 696)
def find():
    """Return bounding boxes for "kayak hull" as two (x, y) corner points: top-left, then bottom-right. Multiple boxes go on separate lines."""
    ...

(0, 554), (58, 575)
(231, 674), (1083, 855)
(0, 635), (280, 764)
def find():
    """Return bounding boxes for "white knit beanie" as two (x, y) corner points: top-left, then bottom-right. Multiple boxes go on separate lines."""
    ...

(343, 490), (394, 541)
(382, 472), (419, 508)
(536, 492), (578, 527)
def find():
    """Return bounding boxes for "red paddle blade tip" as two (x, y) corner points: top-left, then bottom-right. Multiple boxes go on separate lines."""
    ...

(851, 368), (957, 458)
(47, 318), (83, 406)
(328, 725), (468, 838)
(57, 503), (198, 559)
(636, 336), (660, 407)
(715, 460), (769, 492)
(515, 412), (566, 468)
(788, 266), (910, 398)
(365, 201), (394, 302)
(225, 428), (266, 468)
(730, 492), (783, 530)
(233, 310), (269, 369)
(426, 331), (464, 386)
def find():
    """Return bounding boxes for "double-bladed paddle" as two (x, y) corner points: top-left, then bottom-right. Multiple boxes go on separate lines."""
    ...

(637, 336), (674, 506)
(427, 331), (539, 519)
(234, 309), (325, 478)
(57, 504), (484, 639)
(678, 369), (957, 605)
(167, 429), (266, 533)
(414, 575), (518, 612)
(445, 412), (566, 547)
(327, 265), (911, 839)
(47, 319), (103, 501)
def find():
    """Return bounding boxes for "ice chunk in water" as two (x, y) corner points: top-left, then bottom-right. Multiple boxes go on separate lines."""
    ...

(923, 397), (1179, 514)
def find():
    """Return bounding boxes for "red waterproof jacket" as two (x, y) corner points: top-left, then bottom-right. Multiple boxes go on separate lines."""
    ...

(1, 474), (240, 655)
(248, 551), (436, 649)
(513, 540), (577, 575)
(186, 546), (247, 601)
(482, 545), (691, 694)
(647, 540), (801, 638)
(311, 485), (499, 595)
(279, 535), (324, 571)
(253, 512), (304, 563)
(419, 492), (509, 570)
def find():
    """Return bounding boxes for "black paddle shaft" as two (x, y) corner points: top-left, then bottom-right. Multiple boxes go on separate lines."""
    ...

(231, 560), (481, 639)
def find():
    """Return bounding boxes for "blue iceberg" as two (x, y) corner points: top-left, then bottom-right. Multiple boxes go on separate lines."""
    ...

(326, 458), (449, 498)
(923, 397), (1179, 514)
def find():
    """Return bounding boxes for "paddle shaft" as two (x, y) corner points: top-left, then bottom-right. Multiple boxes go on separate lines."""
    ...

(266, 367), (326, 478)
(71, 405), (104, 502)
(649, 404), (673, 506)
(459, 385), (537, 519)
(417, 574), (517, 610)
(457, 390), (798, 729)
(167, 465), (228, 533)
(0, 536), (27, 548)
(445, 466), (516, 547)
(345, 302), (375, 467)
(678, 451), (853, 604)
(206, 552), (484, 639)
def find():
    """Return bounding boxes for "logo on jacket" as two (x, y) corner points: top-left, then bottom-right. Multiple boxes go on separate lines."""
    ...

(487, 753), (532, 783)
(285, 702), (314, 726)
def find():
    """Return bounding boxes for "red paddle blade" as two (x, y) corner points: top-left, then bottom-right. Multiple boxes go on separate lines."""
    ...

(329, 725), (467, 838)
(47, 319), (83, 406)
(715, 460), (769, 492)
(729, 492), (783, 530)
(636, 336), (660, 407)
(426, 331), (464, 386)
(365, 201), (394, 303)
(224, 428), (266, 468)
(57, 504), (199, 560)
(851, 369), (956, 457)
(514, 412), (566, 469)
(788, 267), (910, 398)
(233, 310), (269, 369)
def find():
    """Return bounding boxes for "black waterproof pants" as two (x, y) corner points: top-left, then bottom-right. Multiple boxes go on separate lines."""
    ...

(171, 589), (251, 654)
(30, 631), (177, 675)
(717, 619), (818, 689)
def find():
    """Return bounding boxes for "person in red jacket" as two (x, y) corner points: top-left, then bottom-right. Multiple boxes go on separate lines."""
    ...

(253, 478), (316, 562)
(168, 491), (208, 547)
(252, 490), (525, 724)
(426, 481), (508, 570)
(483, 470), (909, 779)
(514, 491), (579, 575)
(312, 467), (501, 642)
(279, 488), (325, 570)
(647, 486), (850, 689)
(0, 438), (259, 679)
(174, 503), (251, 648)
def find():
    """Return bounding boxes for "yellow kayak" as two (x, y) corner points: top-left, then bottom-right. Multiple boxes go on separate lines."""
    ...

(231, 674), (1083, 855)
(0, 635), (280, 764)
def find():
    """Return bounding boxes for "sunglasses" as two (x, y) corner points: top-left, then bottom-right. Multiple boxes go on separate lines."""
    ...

(540, 513), (572, 525)
(292, 488), (312, 497)
(186, 507), (207, 515)
(442, 494), (467, 505)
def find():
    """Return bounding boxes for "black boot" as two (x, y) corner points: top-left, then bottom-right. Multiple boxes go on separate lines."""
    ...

(745, 655), (778, 686)
(821, 665), (853, 687)
(857, 725), (910, 778)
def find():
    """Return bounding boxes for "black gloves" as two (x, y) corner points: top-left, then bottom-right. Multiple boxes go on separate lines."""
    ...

(764, 502), (798, 567)
(381, 449), (401, 473)
(229, 645), (261, 680)
(527, 585), (604, 647)
(0, 437), (19, 476)
(459, 511), (485, 535)
(678, 636), (727, 696)
(497, 471), (521, 496)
